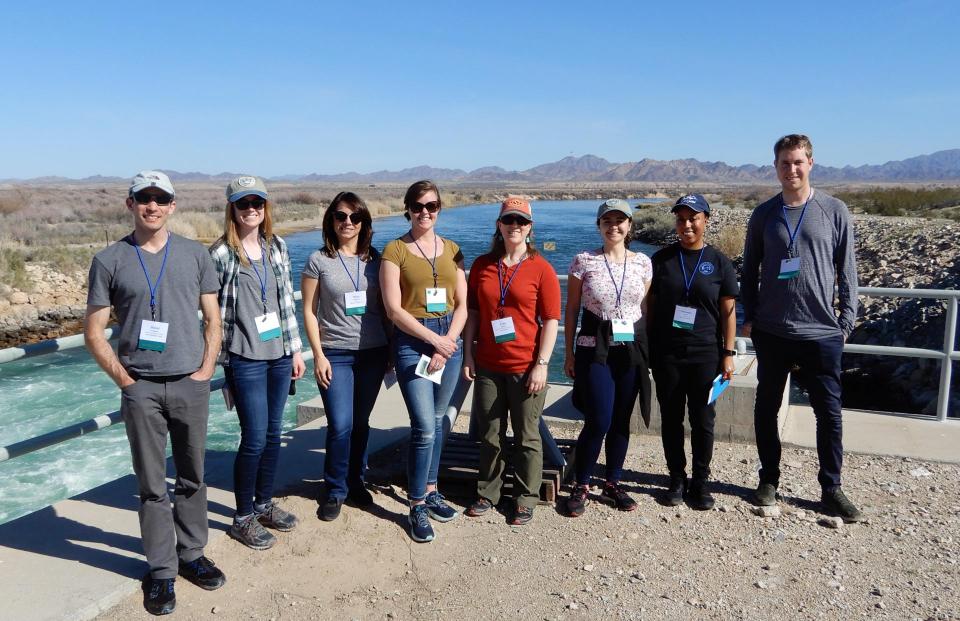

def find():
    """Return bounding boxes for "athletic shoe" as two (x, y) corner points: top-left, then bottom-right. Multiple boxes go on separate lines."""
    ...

(143, 577), (175, 616)
(178, 556), (226, 591)
(821, 487), (863, 523)
(229, 514), (276, 550)
(465, 498), (494, 517)
(424, 490), (458, 522)
(663, 475), (687, 506)
(511, 504), (534, 526)
(753, 483), (778, 507)
(600, 481), (638, 511)
(408, 505), (435, 543)
(687, 479), (715, 511)
(256, 501), (298, 531)
(565, 485), (590, 517)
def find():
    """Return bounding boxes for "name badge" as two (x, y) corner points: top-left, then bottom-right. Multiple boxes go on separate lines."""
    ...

(611, 318), (634, 342)
(414, 353), (444, 385)
(672, 305), (697, 330)
(778, 257), (801, 280)
(425, 287), (447, 313)
(256, 311), (281, 341)
(138, 319), (169, 351)
(344, 290), (367, 316)
(491, 317), (516, 343)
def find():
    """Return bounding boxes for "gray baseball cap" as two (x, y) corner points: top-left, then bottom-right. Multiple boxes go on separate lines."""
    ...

(596, 198), (633, 219)
(130, 170), (175, 197)
(226, 175), (268, 202)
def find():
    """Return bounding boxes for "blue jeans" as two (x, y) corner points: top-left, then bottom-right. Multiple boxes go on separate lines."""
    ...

(227, 353), (293, 516)
(318, 346), (389, 500)
(394, 315), (463, 501)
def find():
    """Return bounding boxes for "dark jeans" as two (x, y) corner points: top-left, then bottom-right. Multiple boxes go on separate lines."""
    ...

(752, 329), (844, 490)
(228, 353), (293, 516)
(652, 354), (719, 482)
(573, 346), (636, 485)
(318, 346), (389, 500)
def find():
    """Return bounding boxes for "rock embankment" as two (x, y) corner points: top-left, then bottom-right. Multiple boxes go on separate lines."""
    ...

(0, 264), (86, 348)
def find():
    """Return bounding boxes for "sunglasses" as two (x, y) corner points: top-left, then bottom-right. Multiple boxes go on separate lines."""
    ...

(333, 210), (363, 224)
(133, 191), (173, 206)
(234, 198), (266, 210)
(408, 201), (441, 214)
(499, 215), (531, 226)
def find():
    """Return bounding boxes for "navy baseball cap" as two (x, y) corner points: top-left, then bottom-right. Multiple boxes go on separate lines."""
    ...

(671, 194), (710, 215)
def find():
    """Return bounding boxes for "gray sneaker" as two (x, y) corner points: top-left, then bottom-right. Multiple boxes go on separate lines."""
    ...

(229, 515), (276, 550)
(821, 487), (863, 523)
(256, 501), (298, 532)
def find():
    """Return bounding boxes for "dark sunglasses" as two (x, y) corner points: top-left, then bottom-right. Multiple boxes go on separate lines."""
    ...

(499, 215), (531, 226)
(408, 201), (441, 214)
(234, 198), (266, 210)
(333, 210), (363, 224)
(133, 190), (173, 206)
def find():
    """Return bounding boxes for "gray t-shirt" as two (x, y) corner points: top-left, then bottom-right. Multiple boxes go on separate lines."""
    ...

(228, 259), (285, 360)
(302, 250), (388, 350)
(87, 232), (219, 376)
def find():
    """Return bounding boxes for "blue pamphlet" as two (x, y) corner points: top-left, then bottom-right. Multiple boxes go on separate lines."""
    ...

(708, 374), (730, 405)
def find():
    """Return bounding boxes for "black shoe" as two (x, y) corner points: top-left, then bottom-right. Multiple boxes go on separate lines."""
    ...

(663, 475), (687, 506)
(565, 485), (590, 517)
(687, 479), (715, 511)
(143, 577), (176, 616)
(465, 497), (494, 517)
(319, 496), (344, 521)
(347, 485), (374, 507)
(821, 487), (863, 523)
(753, 483), (778, 507)
(600, 482), (638, 511)
(178, 556), (225, 591)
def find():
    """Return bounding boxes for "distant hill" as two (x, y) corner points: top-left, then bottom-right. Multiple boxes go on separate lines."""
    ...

(5, 150), (960, 185)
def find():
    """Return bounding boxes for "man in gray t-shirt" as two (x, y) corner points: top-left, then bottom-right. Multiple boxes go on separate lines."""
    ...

(741, 135), (862, 524)
(84, 170), (225, 615)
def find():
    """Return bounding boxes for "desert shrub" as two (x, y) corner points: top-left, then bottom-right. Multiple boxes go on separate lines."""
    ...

(632, 209), (675, 239)
(712, 224), (746, 259)
(169, 212), (222, 241)
(24, 246), (99, 275)
(287, 191), (320, 205)
(0, 190), (28, 215)
(835, 187), (960, 217)
(0, 245), (31, 291)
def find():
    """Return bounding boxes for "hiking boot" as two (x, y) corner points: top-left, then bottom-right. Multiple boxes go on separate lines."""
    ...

(511, 504), (534, 526)
(408, 504), (435, 543)
(229, 514), (276, 550)
(821, 487), (863, 523)
(347, 485), (375, 507)
(465, 497), (494, 517)
(600, 481), (638, 512)
(565, 485), (590, 517)
(256, 501), (298, 531)
(178, 556), (226, 591)
(753, 483), (778, 507)
(318, 496), (344, 522)
(687, 479), (715, 511)
(424, 490), (458, 522)
(663, 475), (687, 506)
(143, 577), (175, 616)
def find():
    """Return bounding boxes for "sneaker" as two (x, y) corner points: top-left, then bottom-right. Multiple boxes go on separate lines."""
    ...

(465, 497), (494, 517)
(347, 485), (375, 507)
(318, 496), (344, 522)
(143, 577), (175, 616)
(424, 490), (459, 522)
(600, 482), (638, 512)
(753, 483), (778, 507)
(821, 487), (863, 523)
(229, 514), (276, 550)
(687, 479), (715, 511)
(256, 501), (298, 532)
(178, 556), (226, 591)
(663, 475), (687, 506)
(408, 504), (435, 543)
(565, 485), (590, 517)
(511, 504), (534, 526)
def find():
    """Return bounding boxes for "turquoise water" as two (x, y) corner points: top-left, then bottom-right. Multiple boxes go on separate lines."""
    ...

(0, 200), (660, 524)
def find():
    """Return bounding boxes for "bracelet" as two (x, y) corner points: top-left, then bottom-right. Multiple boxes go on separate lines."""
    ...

(722, 349), (737, 357)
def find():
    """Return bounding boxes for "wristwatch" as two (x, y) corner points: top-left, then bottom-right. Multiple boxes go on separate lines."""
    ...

(536, 356), (549, 366)
(721, 349), (737, 357)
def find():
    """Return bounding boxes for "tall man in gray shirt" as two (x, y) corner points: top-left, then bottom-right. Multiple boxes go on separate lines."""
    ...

(85, 171), (226, 615)
(741, 135), (862, 523)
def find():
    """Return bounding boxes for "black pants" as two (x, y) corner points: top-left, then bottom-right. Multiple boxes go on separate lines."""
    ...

(652, 354), (718, 482)
(752, 329), (844, 490)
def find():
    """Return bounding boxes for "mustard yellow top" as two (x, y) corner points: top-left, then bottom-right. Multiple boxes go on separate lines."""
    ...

(381, 237), (463, 318)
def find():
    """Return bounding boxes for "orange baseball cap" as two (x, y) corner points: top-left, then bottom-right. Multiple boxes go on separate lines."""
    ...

(499, 197), (532, 220)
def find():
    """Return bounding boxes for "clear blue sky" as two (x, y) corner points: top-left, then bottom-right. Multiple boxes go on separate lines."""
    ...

(2, 1), (957, 178)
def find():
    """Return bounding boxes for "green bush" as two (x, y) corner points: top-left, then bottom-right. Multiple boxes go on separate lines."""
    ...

(0, 247), (31, 291)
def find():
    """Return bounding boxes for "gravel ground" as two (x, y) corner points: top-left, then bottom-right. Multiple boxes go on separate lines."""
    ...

(99, 418), (960, 621)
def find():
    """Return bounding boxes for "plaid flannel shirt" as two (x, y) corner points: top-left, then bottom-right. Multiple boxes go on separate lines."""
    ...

(209, 235), (302, 364)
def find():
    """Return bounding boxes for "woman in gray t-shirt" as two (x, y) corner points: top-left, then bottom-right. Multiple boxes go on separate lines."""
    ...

(301, 191), (389, 521)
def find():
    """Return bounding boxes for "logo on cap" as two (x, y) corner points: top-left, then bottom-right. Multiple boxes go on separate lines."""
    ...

(237, 176), (256, 187)
(699, 262), (715, 275)
(680, 196), (698, 206)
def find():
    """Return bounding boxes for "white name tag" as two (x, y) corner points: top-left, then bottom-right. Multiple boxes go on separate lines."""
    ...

(491, 317), (516, 343)
(672, 305), (697, 330)
(256, 311), (281, 341)
(344, 290), (367, 316)
(425, 287), (447, 313)
(779, 257), (801, 280)
(414, 353), (444, 384)
(611, 318), (634, 342)
(138, 320), (169, 351)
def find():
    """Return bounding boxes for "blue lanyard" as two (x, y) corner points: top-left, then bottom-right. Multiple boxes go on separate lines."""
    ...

(133, 234), (171, 321)
(679, 246), (706, 303)
(412, 234), (439, 287)
(602, 252), (628, 314)
(496, 256), (527, 316)
(337, 251), (361, 291)
(243, 242), (269, 311)
(782, 191), (812, 255)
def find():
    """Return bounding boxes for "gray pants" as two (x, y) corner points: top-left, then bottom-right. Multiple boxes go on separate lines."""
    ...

(120, 375), (210, 579)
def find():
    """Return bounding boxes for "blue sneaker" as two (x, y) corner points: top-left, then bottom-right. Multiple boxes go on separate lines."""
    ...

(408, 505), (435, 543)
(424, 491), (459, 522)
